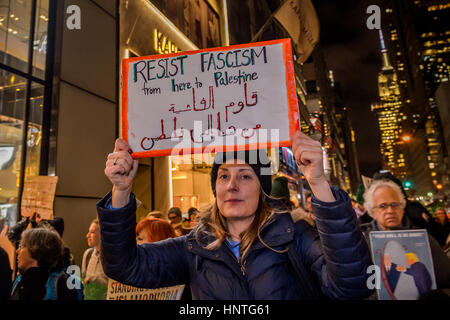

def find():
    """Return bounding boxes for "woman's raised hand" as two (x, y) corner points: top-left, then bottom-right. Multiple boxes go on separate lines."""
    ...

(105, 138), (139, 208)
(291, 131), (335, 202)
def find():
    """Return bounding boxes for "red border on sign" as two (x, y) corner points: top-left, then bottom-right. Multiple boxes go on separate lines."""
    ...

(121, 38), (300, 158)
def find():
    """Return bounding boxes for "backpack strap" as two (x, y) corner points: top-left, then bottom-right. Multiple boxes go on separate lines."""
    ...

(82, 248), (95, 277)
(286, 241), (323, 300)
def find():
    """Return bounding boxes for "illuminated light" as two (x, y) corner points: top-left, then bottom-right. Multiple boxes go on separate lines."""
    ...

(436, 184), (443, 190)
(144, 0), (197, 51)
(124, 48), (129, 58)
(172, 175), (187, 180)
(14, 17), (18, 21)
(223, 0), (230, 46)
(16, 88), (20, 91)
(404, 181), (412, 188)
(427, 192), (433, 197)
(154, 28), (179, 54)
(10, 14), (14, 18)
(402, 135), (411, 142)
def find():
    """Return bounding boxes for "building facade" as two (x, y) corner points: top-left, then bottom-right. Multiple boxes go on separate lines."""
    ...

(381, 0), (449, 199)
(372, 30), (408, 182)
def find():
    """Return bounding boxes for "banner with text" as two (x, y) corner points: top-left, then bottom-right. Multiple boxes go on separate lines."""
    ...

(122, 38), (299, 158)
(107, 279), (185, 300)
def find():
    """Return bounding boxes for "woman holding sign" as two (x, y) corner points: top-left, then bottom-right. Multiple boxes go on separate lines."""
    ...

(97, 131), (373, 299)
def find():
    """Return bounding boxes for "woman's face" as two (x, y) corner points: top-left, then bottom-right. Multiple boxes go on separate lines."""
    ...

(136, 229), (148, 245)
(16, 242), (38, 272)
(215, 161), (260, 222)
(436, 209), (446, 224)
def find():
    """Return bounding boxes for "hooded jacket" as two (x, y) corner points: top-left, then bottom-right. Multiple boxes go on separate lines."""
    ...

(97, 186), (373, 300)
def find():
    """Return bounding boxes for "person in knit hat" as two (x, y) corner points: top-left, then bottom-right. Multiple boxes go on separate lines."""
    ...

(97, 131), (374, 300)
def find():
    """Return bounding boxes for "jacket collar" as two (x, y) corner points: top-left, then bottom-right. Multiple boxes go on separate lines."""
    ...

(186, 212), (295, 258)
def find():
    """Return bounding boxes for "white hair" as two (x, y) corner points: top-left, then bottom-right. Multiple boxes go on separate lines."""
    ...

(363, 179), (407, 217)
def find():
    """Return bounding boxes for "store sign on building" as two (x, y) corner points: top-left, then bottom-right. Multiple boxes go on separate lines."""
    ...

(154, 29), (179, 55)
(122, 39), (299, 158)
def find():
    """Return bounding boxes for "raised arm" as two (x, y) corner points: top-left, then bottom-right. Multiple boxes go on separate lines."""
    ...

(104, 138), (139, 208)
(291, 131), (373, 299)
(99, 139), (189, 288)
(291, 131), (335, 202)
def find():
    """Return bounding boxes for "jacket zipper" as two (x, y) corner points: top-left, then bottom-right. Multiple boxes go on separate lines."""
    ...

(224, 241), (246, 276)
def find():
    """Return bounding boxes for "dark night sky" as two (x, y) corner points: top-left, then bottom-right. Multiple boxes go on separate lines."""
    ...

(313, 0), (385, 177)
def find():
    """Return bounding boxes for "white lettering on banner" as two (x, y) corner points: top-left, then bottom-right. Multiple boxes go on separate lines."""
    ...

(106, 279), (185, 300)
(122, 39), (299, 159)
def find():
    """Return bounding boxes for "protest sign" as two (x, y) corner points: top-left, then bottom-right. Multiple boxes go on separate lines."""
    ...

(20, 176), (58, 220)
(122, 38), (299, 158)
(369, 230), (436, 300)
(106, 279), (185, 300)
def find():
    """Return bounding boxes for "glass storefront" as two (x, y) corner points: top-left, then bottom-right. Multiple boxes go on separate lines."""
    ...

(0, 0), (49, 228)
(120, 0), (225, 219)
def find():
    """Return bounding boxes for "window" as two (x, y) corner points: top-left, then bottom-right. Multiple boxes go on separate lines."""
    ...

(0, 0), (50, 227)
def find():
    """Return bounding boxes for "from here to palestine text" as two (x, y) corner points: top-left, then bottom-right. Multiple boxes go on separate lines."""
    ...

(178, 304), (270, 318)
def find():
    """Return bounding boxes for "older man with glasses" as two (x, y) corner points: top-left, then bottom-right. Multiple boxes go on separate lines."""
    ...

(360, 179), (450, 298)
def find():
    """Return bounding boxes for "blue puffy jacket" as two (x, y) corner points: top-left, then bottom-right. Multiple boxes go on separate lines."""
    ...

(97, 187), (373, 300)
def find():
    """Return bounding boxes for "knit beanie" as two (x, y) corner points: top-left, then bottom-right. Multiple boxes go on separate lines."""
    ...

(270, 176), (290, 202)
(210, 149), (272, 197)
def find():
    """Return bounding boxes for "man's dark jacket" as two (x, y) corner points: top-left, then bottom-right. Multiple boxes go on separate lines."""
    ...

(97, 187), (373, 300)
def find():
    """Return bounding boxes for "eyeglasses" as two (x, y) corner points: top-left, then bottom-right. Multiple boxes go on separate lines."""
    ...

(374, 202), (402, 210)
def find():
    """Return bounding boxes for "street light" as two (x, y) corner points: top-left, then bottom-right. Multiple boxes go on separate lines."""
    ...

(402, 135), (411, 142)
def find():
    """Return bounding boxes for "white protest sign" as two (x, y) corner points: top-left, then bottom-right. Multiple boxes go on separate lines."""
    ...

(122, 38), (299, 158)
